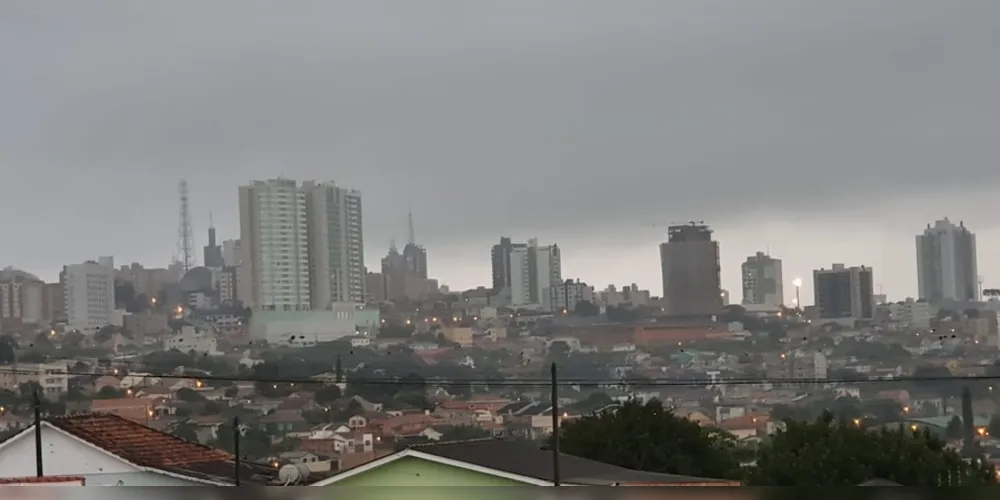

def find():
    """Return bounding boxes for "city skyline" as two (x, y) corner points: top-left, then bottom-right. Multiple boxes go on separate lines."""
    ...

(3, 2), (1000, 304)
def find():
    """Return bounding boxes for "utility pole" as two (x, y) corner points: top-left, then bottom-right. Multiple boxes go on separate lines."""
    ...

(33, 389), (43, 477)
(550, 362), (561, 486)
(233, 416), (241, 486)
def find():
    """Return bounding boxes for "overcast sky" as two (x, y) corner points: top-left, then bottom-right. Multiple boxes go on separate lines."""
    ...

(3, 1), (1000, 304)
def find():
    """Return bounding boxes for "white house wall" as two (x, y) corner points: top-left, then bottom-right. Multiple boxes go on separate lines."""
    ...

(0, 426), (203, 486)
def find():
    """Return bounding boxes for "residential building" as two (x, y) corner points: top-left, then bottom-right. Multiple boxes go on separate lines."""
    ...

(115, 263), (181, 301)
(813, 264), (874, 322)
(304, 181), (365, 306)
(202, 225), (224, 269)
(741, 252), (784, 306)
(164, 326), (222, 356)
(596, 284), (651, 307)
(0, 361), (68, 400)
(238, 179), (311, 310)
(659, 223), (722, 316)
(0, 413), (288, 485)
(248, 306), (359, 345)
(496, 238), (561, 307)
(886, 298), (932, 329)
(916, 218), (979, 302)
(221, 239), (241, 267)
(546, 279), (595, 313)
(0, 267), (44, 326)
(63, 258), (115, 333)
(312, 439), (738, 486)
(217, 265), (240, 305)
(365, 271), (387, 303)
(41, 282), (66, 323)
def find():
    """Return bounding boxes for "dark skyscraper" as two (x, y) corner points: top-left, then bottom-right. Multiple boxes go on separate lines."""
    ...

(659, 222), (722, 316)
(402, 211), (428, 279)
(203, 219), (223, 268)
(813, 264), (874, 321)
(491, 237), (520, 292)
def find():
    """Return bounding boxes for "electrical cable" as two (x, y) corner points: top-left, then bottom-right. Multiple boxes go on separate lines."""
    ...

(2, 366), (997, 389)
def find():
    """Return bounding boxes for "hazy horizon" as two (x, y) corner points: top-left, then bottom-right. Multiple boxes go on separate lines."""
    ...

(4, 1), (1000, 304)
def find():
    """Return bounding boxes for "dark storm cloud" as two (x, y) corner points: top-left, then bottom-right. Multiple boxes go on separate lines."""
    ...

(2, 1), (1000, 291)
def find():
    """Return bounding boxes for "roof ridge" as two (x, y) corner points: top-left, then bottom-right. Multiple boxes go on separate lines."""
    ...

(409, 437), (499, 449)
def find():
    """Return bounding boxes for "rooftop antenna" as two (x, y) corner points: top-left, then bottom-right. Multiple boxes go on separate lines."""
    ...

(176, 180), (195, 271)
(407, 208), (416, 246)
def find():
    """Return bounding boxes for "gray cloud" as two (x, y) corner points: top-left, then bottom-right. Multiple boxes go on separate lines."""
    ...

(2, 1), (1000, 298)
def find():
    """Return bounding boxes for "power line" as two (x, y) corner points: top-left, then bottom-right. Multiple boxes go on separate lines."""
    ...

(3, 367), (999, 389)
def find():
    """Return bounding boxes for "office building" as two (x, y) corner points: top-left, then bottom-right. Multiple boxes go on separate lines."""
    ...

(203, 225), (224, 268)
(0, 267), (44, 325)
(238, 179), (311, 310)
(813, 264), (874, 322)
(741, 252), (783, 306)
(916, 218), (978, 302)
(63, 258), (116, 333)
(659, 223), (722, 316)
(403, 211), (428, 279)
(304, 181), (366, 306)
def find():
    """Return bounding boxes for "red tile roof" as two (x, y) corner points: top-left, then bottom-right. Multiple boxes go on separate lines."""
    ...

(0, 476), (86, 485)
(47, 413), (233, 469)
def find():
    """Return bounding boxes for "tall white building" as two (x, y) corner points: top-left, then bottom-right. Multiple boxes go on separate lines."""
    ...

(304, 182), (365, 306)
(63, 258), (115, 333)
(508, 238), (561, 307)
(221, 239), (242, 267)
(741, 252), (783, 306)
(916, 218), (978, 302)
(239, 179), (311, 310)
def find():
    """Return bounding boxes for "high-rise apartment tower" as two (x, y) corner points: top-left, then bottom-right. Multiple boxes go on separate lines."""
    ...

(916, 218), (978, 302)
(659, 223), (722, 316)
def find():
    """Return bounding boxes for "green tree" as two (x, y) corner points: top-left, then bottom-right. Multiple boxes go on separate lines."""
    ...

(95, 386), (124, 399)
(572, 300), (600, 317)
(175, 388), (205, 402)
(212, 421), (273, 460)
(314, 385), (343, 406)
(168, 420), (200, 442)
(946, 415), (964, 440)
(558, 399), (741, 480)
(61, 331), (85, 350)
(0, 336), (17, 364)
(746, 413), (997, 486)
(988, 415), (1000, 439)
(379, 323), (415, 338)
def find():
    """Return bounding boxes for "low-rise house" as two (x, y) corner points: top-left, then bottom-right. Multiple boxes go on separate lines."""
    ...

(278, 451), (333, 474)
(719, 414), (769, 440)
(311, 439), (739, 486)
(258, 409), (309, 435)
(89, 397), (156, 424)
(0, 413), (287, 485)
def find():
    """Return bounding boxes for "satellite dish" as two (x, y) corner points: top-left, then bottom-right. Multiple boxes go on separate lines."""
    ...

(278, 463), (312, 485)
(278, 464), (301, 485)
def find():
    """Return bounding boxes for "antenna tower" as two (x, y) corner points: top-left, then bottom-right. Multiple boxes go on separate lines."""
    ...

(176, 180), (195, 271)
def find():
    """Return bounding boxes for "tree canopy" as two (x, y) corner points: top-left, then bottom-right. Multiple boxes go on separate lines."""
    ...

(558, 399), (742, 480)
(746, 413), (997, 486)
